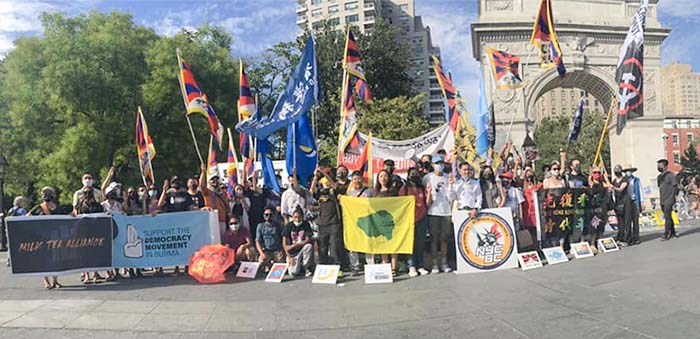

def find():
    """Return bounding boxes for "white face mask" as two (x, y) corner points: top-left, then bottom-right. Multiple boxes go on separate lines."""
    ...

(434, 164), (444, 172)
(293, 221), (302, 226)
(229, 223), (240, 231)
(83, 179), (94, 187)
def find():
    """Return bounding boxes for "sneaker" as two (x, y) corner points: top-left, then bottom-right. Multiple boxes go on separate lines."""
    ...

(441, 265), (452, 273)
(351, 269), (360, 277)
(431, 265), (440, 274)
(305, 270), (313, 278)
(337, 270), (344, 278)
(418, 268), (430, 276)
(408, 267), (418, 278)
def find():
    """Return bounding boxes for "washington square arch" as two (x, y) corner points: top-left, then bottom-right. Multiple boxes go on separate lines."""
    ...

(471, 0), (670, 197)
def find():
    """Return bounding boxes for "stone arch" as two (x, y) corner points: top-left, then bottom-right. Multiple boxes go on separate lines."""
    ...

(524, 66), (617, 124)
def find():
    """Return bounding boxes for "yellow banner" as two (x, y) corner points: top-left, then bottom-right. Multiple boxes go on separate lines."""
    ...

(340, 196), (415, 254)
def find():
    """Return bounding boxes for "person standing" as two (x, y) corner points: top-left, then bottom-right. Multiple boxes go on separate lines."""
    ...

(199, 165), (230, 237)
(335, 165), (350, 195)
(521, 166), (542, 242)
(186, 177), (205, 209)
(280, 172), (308, 224)
(401, 168), (429, 277)
(3, 196), (27, 251)
(158, 176), (196, 275)
(73, 172), (106, 216)
(500, 172), (524, 230)
(657, 159), (678, 240)
(310, 168), (342, 270)
(479, 165), (505, 209)
(542, 161), (566, 189)
(624, 165), (643, 245)
(345, 171), (373, 272)
(612, 165), (632, 246)
(423, 154), (455, 274)
(28, 187), (65, 289)
(374, 170), (400, 275)
(588, 167), (612, 253)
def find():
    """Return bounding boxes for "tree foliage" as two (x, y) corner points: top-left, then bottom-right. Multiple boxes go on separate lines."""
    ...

(533, 113), (610, 172)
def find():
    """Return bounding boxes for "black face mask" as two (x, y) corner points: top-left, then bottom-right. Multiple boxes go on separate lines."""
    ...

(43, 193), (53, 202)
(526, 175), (534, 182)
(574, 165), (581, 173)
(484, 173), (493, 180)
(614, 171), (622, 177)
(657, 166), (664, 173)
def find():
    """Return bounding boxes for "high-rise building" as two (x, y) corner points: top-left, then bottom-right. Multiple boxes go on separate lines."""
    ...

(532, 88), (605, 124)
(663, 118), (700, 173)
(660, 63), (700, 117)
(296, 0), (445, 126)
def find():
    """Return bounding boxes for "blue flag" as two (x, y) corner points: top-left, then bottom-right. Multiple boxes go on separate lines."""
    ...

(257, 138), (281, 194)
(236, 36), (319, 139)
(286, 114), (317, 185)
(475, 75), (490, 156)
(568, 98), (585, 142)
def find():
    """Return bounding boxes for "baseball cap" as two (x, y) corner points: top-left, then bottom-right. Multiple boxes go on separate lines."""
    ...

(431, 154), (445, 163)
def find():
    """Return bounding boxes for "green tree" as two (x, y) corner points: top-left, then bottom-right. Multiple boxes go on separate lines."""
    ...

(681, 142), (700, 177)
(357, 94), (429, 140)
(533, 113), (610, 173)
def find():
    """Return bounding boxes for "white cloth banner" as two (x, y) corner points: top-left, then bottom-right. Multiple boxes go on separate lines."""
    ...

(452, 208), (519, 274)
(340, 124), (454, 175)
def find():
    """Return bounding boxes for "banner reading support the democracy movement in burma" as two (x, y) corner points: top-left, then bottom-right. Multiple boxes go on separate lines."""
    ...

(6, 214), (113, 276)
(340, 196), (414, 254)
(453, 208), (519, 274)
(112, 211), (220, 268)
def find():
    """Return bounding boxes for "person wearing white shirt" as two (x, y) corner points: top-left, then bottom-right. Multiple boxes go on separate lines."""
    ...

(422, 154), (453, 273)
(280, 174), (307, 224)
(449, 163), (482, 217)
(500, 172), (524, 230)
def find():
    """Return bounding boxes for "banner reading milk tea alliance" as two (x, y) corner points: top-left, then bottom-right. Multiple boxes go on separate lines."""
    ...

(112, 211), (220, 268)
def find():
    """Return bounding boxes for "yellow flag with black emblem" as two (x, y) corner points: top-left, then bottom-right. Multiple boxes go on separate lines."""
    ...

(340, 196), (415, 254)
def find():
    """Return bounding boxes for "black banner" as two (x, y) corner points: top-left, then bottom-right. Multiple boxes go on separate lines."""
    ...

(542, 188), (588, 243)
(7, 214), (113, 275)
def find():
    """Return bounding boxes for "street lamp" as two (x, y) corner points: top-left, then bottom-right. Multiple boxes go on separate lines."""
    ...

(0, 154), (7, 211)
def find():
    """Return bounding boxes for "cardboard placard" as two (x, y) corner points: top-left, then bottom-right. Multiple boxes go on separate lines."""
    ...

(312, 265), (340, 285)
(517, 251), (543, 271)
(597, 238), (620, 253)
(265, 263), (288, 283)
(364, 264), (393, 284)
(236, 262), (260, 279)
(542, 247), (569, 265)
(571, 242), (594, 259)
(452, 208), (519, 274)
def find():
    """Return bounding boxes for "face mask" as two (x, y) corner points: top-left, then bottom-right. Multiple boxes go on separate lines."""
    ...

(614, 171), (622, 177)
(526, 175), (534, 182)
(235, 189), (243, 196)
(552, 170), (560, 178)
(83, 179), (94, 187)
(592, 173), (601, 181)
(293, 221), (302, 226)
(172, 183), (181, 190)
(337, 171), (348, 180)
(484, 172), (493, 179)
(138, 191), (145, 198)
(190, 184), (198, 190)
(545, 172), (552, 179)
(574, 165), (581, 173)
(263, 214), (271, 220)
(43, 193), (53, 202)
(507, 157), (514, 165)
(229, 223), (240, 231)
(434, 164), (444, 172)
(657, 166), (664, 173)
(149, 190), (157, 197)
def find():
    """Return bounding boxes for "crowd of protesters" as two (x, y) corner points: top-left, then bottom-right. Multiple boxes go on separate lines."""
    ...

(1, 141), (683, 288)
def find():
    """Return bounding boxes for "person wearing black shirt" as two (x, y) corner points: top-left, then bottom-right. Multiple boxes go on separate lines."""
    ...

(186, 177), (205, 209)
(311, 167), (342, 272)
(283, 208), (314, 277)
(245, 175), (266, 237)
(335, 165), (350, 195)
(157, 176), (195, 275)
(657, 159), (678, 240)
(382, 159), (404, 195)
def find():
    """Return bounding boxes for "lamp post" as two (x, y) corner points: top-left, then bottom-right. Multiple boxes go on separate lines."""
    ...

(0, 155), (7, 251)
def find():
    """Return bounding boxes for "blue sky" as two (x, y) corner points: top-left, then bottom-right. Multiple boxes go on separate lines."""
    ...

(0, 0), (697, 114)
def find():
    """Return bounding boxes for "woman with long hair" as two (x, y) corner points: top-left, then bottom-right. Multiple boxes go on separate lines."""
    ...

(479, 165), (505, 209)
(374, 170), (399, 275)
(28, 187), (64, 289)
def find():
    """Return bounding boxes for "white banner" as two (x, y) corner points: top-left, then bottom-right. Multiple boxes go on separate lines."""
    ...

(452, 208), (519, 274)
(340, 124), (454, 175)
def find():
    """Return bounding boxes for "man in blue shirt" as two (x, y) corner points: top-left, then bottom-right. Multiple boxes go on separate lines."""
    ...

(624, 165), (643, 245)
(256, 207), (285, 272)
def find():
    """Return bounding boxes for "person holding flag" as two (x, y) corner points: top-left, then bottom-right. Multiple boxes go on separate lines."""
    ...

(200, 139), (229, 237)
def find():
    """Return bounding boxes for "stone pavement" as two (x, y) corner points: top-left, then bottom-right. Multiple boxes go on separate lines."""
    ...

(0, 224), (699, 338)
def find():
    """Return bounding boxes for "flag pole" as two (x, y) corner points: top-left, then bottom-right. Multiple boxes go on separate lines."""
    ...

(176, 49), (205, 165)
(337, 69), (348, 163)
(592, 95), (616, 168)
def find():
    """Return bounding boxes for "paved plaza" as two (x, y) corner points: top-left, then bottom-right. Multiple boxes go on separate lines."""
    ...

(0, 224), (699, 338)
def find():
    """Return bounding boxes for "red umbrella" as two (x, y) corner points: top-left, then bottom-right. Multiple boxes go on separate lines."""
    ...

(188, 244), (236, 284)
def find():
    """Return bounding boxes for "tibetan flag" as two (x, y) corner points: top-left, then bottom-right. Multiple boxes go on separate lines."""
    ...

(354, 78), (372, 101)
(616, 0), (648, 135)
(432, 56), (459, 132)
(202, 94), (224, 150)
(238, 59), (256, 121)
(343, 29), (365, 80)
(486, 47), (523, 90)
(135, 106), (156, 186)
(530, 0), (566, 77)
(363, 132), (373, 188)
(226, 128), (240, 198)
(207, 136), (218, 181)
(568, 98), (585, 142)
(340, 196), (415, 254)
(177, 50), (208, 116)
(286, 114), (317, 185)
(338, 75), (360, 163)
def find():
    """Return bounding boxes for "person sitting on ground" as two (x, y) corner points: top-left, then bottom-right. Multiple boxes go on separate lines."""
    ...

(283, 207), (314, 277)
(256, 207), (285, 272)
(224, 215), (255, 262)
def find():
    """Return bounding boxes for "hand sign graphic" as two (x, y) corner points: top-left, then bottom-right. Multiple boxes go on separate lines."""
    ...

(123, 224), (143, 258)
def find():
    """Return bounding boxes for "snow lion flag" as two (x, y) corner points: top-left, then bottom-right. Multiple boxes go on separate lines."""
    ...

(616, 0), (648, 135)
(340, 196), (414, 254)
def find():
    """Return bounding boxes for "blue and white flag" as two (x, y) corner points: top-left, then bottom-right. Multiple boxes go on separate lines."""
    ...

(286, 114), (317, 184)
(236, 36), (319, 139)
(568, 98), (585, 142)
(258, 138), (282, 194)
(475, 74), (490, 156)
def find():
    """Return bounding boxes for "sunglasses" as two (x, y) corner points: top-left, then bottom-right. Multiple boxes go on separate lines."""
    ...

(263, 213), (272, 217)
(551, 168), (560, 171)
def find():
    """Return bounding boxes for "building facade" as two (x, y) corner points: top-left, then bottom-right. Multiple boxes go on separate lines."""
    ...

(296, 0), (444, 125)
(660, 63), (700, 117)
(663, 118), (700, 173)
(533, 88), (605, 124)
